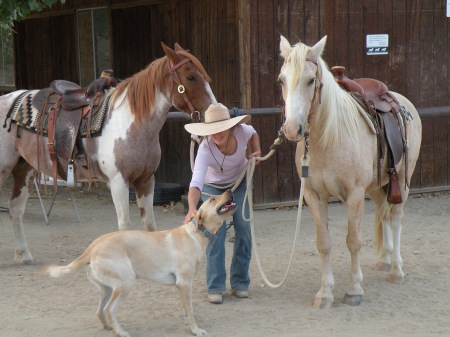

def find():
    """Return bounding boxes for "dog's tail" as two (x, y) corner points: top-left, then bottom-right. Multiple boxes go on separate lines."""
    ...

(42, 244), (94, 278)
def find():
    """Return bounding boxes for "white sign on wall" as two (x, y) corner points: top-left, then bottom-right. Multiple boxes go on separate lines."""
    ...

(447, 0), (450, 17)
(366, 34), (389, 55)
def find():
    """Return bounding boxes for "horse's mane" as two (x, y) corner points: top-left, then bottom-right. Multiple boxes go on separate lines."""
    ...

(289, 43), (361, 149)
(111, 51), (211, 124)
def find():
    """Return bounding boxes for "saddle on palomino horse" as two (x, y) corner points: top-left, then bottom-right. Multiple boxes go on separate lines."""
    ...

(331, 66), (409, 204)
(32, 69), (117, 190)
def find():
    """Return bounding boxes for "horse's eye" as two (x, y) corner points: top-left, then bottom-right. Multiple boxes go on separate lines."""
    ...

(210, 197), (215, 202)
(308, 78), (315, 86)
(187, 75), (195, 81)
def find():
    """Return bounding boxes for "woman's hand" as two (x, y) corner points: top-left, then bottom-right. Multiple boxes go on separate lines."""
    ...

(185, 186), (201, 223)
(184, 209), (197, 224)
(249, 151), (262, 165)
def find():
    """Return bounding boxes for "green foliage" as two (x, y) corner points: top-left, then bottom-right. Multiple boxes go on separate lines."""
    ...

(0, 0), (65, 29)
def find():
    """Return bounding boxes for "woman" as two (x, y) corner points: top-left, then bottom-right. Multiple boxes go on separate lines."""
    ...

(184, 103), (261, 304)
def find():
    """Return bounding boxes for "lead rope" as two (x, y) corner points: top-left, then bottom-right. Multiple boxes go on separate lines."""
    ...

(244, 152), (308, 288)
(190, 134), (308, 288)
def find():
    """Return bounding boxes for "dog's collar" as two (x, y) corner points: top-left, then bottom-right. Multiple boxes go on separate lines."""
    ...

(191, 218), (216, 240)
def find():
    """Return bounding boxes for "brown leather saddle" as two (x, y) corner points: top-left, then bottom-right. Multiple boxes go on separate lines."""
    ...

(331, 66), (407, 204)
(32, 69), (117, 190)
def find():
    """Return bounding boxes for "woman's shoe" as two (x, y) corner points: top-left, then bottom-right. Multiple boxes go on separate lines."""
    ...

(232, 289), (250, 298)
(207, 293), (223, 304)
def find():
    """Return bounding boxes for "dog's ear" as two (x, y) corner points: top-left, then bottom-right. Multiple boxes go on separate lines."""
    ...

(193, 209), (203, 229)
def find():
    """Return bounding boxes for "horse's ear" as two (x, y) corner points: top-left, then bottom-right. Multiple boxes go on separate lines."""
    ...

(279, 35), (291, 59)
(310, 35), (327, 59)
(174, 42), (185, 52)
(161, 42), (181, 63)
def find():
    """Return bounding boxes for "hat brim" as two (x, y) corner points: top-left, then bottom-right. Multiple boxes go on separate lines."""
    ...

(184, 114), (251, 136)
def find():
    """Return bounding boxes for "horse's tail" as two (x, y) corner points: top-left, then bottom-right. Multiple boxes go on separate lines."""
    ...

(374, 199), (392, 252)
(43, 245), (93, 278)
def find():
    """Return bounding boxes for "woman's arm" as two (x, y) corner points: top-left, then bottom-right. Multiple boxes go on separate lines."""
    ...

(248, 131), (262, 164)
(185, 186), (201, 224)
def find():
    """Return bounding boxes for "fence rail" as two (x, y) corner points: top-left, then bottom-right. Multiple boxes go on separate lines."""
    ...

(159, 105), (450, 207)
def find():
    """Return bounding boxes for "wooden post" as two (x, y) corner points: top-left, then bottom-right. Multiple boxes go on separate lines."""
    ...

(238, 0), (251, 108)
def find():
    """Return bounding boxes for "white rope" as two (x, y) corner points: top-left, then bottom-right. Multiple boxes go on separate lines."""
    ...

(244, 154), (307, 288)
(190, 135), (202, 172)
(189, 134), (307, 289)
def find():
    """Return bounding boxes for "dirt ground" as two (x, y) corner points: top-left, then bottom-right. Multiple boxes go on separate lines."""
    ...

(1, 181), (449, 337)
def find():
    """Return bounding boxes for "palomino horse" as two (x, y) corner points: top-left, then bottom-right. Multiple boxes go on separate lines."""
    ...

(278, 36), (421, 308)
(0, 43), (216, 264)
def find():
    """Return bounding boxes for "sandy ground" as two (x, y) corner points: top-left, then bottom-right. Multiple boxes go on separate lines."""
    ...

(1, 181), (449, 337)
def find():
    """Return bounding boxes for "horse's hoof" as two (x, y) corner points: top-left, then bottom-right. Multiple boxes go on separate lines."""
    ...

(342, 294), (363, 306)
(144, 224), (156, 232)
(15, 251), (35, 265)
(22, 259), (37, 266)
(313, 297), (333, 309)
(387, 272), (405, 284)
(101, 324), (112, 331)
(374, 262), (391, 272)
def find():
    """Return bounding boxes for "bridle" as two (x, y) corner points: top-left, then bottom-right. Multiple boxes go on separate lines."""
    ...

(167, 57), (201, 122)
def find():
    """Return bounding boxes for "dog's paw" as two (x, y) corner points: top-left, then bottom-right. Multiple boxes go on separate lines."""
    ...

(192, 327), (207, 336)
(115, 331), (130, 337)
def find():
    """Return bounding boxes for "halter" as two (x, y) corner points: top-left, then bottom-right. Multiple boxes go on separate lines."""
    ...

(301, 57), (323, 159)
(168, 58), (201, 122)
(279, 56), (323, 144)
(305, 57), (323, 125)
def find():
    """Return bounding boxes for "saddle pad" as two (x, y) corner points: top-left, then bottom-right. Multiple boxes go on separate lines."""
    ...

(6, 89), (113, 137)
(7, 90), (43, 130)
(79, 88), (114, 137)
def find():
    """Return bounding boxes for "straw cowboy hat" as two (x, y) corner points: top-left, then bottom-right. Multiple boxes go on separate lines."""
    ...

(184, 103), (251, 136)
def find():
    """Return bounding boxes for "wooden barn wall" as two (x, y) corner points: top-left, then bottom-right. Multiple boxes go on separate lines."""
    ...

(110, 0), (240, 106)
(248, 0), (450, 205)
(14, 15), (78, 89)
(14, 0), (241, 105)
(10, 0), (450, 206)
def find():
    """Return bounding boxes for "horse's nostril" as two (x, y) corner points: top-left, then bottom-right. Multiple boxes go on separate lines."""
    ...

(297, 125), (303, 136)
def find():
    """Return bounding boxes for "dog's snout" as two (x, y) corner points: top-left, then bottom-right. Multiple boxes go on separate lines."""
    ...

(225, 189), (233, 199)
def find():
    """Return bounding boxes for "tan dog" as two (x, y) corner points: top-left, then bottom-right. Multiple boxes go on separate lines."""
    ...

(44, 190), (236, 337)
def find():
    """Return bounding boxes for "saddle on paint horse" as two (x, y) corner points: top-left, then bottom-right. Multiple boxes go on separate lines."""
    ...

(331, 66), (408, 204)
(31, 69), (117, 190)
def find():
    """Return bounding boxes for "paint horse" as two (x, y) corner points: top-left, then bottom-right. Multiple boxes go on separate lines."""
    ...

(0, 42), (216, 264)
(278, 36), (421, 307)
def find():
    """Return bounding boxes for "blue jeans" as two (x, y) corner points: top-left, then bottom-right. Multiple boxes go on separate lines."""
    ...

(202, 178), (251, 294)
